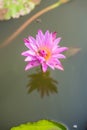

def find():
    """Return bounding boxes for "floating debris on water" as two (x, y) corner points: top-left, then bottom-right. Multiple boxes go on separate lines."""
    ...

(73, 124), (78, 129)
(65, 47), (81, 58)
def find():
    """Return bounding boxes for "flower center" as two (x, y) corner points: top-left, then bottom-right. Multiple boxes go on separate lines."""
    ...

(38, 48), (51, 61)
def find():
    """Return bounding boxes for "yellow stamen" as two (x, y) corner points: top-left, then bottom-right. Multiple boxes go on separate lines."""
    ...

(44, 48), (51, 61)
(38, 47), (51, 61)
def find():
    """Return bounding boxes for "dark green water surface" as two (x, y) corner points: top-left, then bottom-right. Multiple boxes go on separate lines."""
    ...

(0, 0), (87, 130)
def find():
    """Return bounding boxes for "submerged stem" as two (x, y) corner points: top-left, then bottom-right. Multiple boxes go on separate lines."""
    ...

(0, 0), (66, 48)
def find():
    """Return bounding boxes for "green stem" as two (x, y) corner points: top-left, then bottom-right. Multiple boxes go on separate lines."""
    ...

(50, 0), (62, 9)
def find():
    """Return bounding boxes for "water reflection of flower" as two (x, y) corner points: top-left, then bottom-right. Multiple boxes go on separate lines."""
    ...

(27, 69), (58, 98)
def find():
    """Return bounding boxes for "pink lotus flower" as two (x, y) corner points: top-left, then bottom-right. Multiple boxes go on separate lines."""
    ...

(21, 30), (68, 72)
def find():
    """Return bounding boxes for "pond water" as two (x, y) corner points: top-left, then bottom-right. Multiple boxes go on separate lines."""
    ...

(0, 0), (87, 130)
